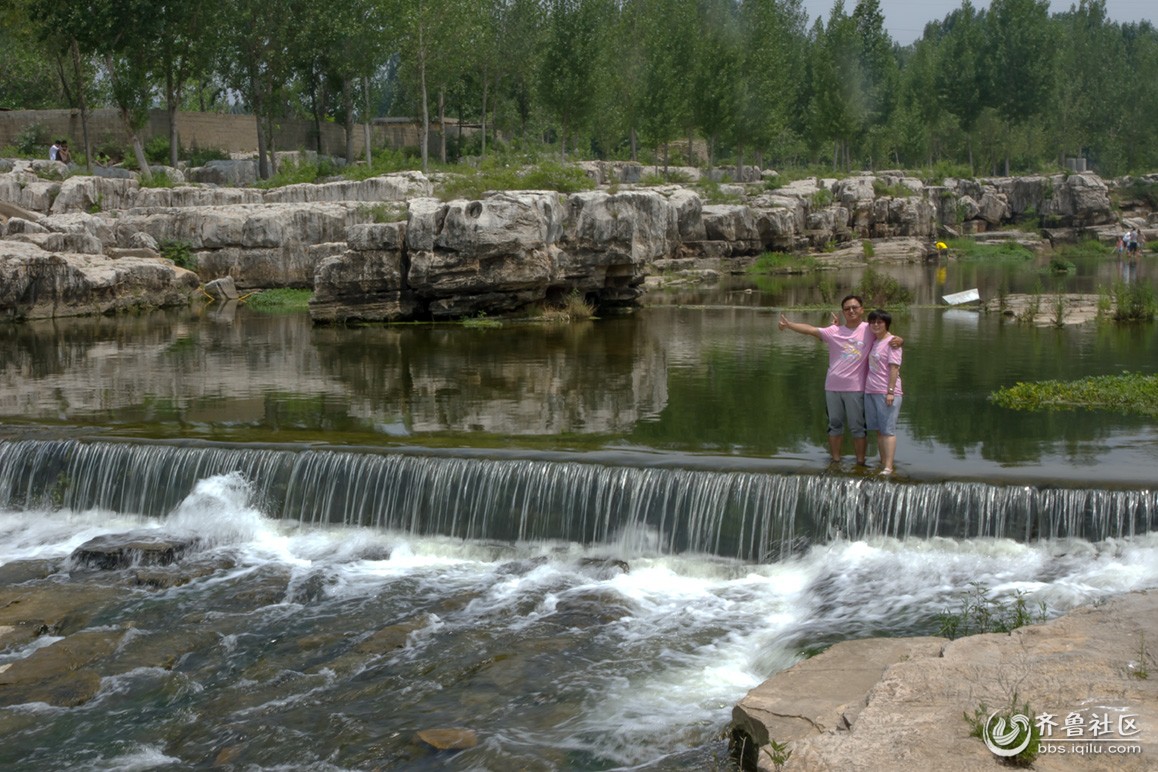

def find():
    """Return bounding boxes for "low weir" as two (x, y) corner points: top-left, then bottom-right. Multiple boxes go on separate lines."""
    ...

(0, 439), (1153, 562)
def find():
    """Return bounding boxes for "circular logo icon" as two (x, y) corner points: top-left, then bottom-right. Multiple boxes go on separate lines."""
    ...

(983, 711), (1033, 757)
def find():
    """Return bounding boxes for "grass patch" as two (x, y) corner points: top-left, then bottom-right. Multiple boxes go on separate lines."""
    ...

(696, 179), (743, 204)
(254, 158), (342, 189)
(461, 312), (504, 328)
(748, 251), (818, 274)
(872, 179), (914, 197)
(436, 160), (594, 201)
(535, 290), (596, 322)
(243, 288), (312, 312)
(342, 148), (417, 180)
(948, 238), (1035, 261)
(356, 202), (407, 223)
(1052, 238), (1109, 260)
(990, 372), (1158, 416)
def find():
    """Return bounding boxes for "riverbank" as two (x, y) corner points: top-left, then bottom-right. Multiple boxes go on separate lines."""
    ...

(733, 589), (1158, 770)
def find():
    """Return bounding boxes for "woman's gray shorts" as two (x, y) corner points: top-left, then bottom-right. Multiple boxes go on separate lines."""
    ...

(825, 391), (866, 437)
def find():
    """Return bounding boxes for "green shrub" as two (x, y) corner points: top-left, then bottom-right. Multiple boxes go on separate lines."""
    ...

(854, 266), (913, 307)
(159, 240), (197, 271)
(145, 136), (170, 165)
(1113, 281), (1157, 322)
(810, 188), (834, 208)
(184, 145), (230, 167)
(937, 583), (1047, 640)
(12, 123), (50, 157)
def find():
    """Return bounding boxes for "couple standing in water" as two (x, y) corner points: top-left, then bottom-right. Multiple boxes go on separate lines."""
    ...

(779, 295), (903, 475)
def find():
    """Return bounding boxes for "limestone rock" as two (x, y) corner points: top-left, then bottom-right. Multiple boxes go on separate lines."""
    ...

(734, 591), (1158, 772)
(0, 241), (199, 320)
(204, 276), (239, 301)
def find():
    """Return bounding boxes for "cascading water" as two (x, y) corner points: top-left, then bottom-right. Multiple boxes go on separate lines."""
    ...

(1, 439), (1154, 561)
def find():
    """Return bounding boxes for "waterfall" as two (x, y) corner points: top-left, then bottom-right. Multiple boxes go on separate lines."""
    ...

(0, 439), (1153, 562)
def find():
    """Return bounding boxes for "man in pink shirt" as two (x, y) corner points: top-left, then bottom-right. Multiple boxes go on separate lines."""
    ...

(778, 294), (901, 466)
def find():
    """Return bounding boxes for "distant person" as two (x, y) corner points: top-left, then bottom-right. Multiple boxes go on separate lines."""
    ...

(57, 140), (72, 165)
(49, 140), (62, 161)
(1128, 227), (1143, 257)
(865, 309), (903, 476)
(778, 295), (902, 466)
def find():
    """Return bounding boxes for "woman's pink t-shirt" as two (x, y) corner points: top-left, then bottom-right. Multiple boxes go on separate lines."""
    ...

(866, 334), (903, 395)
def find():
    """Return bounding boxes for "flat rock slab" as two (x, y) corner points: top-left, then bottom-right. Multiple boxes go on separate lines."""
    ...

(733, 590), (1158, 771)
(71, 531), (200, 569)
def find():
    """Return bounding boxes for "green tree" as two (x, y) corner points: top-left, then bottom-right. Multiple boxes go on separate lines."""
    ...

(985, 0), (1056, 174)
(539, 0), (604, 161)
(219, 0), (296, 178)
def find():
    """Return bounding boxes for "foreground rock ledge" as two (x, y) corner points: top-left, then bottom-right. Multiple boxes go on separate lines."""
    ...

(733, 590), (1158, 771)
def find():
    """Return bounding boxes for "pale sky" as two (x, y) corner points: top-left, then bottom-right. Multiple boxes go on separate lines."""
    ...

(799, 0), (1155, 45)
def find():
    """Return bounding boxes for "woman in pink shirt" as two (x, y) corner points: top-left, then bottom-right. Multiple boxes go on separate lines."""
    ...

(865, 309), (902, 475)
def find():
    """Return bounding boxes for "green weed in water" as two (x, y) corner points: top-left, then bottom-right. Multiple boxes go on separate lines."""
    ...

(990, 372), (1158, 416)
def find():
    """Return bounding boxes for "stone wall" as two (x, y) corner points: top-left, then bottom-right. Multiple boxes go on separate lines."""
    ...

(0, 110), (477, 159)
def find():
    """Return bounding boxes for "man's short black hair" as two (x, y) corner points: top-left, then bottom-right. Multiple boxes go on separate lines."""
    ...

(840, 294), (864, 309)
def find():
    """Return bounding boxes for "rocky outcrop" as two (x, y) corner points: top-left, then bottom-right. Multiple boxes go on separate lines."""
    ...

(0, 162), (1128, 321)
(732, 590), (1158, 771)
(0, 239), (198, 320)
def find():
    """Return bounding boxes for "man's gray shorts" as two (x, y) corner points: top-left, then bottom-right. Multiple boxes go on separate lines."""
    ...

(825, 390), (866, 437)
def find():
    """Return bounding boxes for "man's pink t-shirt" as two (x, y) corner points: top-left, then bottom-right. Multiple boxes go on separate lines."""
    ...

(866, 334), (903, 395)
(816, 322), (873, 392)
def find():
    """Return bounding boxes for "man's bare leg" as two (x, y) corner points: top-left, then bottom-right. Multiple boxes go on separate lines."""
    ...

(853, 437), (867, 465)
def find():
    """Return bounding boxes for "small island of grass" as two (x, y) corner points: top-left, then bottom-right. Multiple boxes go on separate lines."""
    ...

(990, 372), (1158, 416)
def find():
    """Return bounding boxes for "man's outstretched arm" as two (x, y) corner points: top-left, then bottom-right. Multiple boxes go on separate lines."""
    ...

(779, 313), (823, 339)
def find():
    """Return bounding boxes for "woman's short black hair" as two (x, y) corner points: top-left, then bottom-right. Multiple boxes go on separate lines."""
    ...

(867, 309), (892, 329)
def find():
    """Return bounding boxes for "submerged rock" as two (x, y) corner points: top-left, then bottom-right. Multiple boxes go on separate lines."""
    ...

(71, 531), (201, 570)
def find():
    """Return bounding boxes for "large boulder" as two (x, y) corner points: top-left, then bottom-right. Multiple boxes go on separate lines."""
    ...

(0, 240), (199, 320)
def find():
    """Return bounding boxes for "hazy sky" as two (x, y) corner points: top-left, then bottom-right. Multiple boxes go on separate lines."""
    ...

(799, 0), (1155, 45)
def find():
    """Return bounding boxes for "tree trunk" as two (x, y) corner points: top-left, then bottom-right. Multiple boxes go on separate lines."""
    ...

(630, 127), (637, 162)
(438, 88), (447, 165)
(362, 77), (373, 165)
(69, 39), (92, 173)
(419, 52), (429, 173)
(480, 76), (488, 158)
(343, 78), (356, 162)
(166, 67), (181, 167)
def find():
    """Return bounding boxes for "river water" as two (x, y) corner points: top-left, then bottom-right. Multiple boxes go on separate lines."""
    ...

(1, 259), (1156, 769)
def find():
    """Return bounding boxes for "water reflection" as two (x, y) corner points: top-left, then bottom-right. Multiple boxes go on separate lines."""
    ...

(0, 290), (1154, 483)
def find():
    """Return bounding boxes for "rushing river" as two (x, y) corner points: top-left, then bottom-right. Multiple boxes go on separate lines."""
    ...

(1, 262), (1156, 769)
